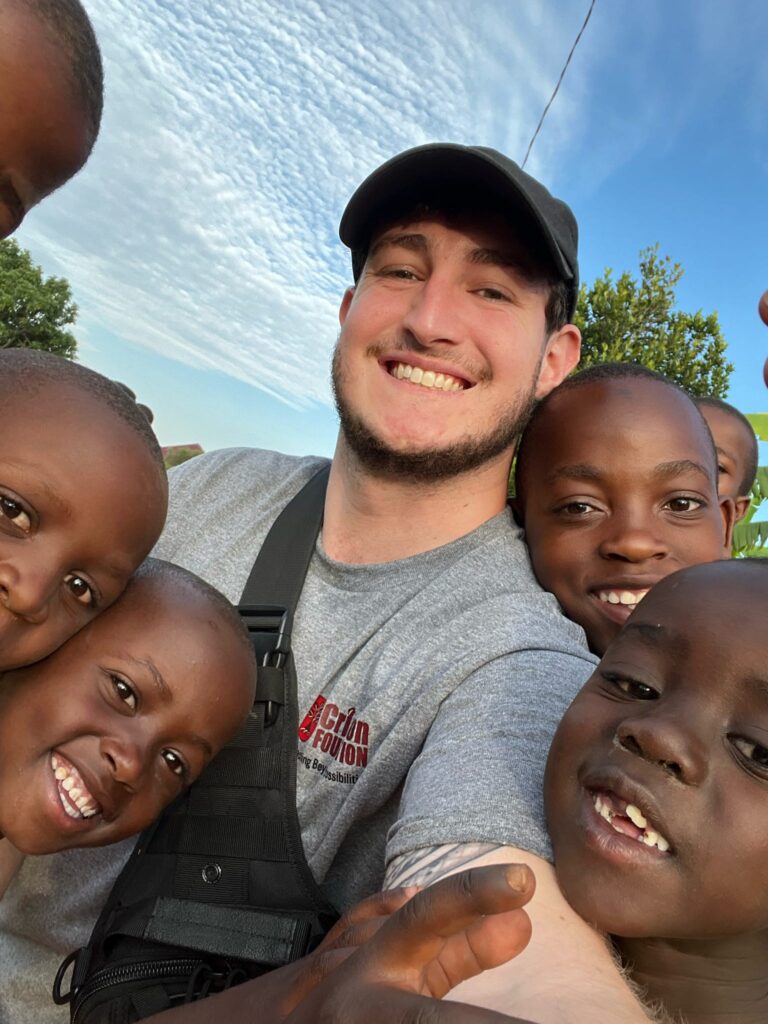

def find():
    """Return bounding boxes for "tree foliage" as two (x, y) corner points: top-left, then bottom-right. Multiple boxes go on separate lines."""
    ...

(574, 246), (733, 396)
(0, 239), (78, 358)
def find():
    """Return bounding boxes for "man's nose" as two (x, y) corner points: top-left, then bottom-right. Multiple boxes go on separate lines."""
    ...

(597, 512), (669, 564)
(615, 712), (708, 786)
(0, 558), (57, 623)
(400, 274), (463, 348)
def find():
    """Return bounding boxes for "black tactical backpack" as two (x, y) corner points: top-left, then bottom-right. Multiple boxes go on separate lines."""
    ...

(54, 465), (339, 1023)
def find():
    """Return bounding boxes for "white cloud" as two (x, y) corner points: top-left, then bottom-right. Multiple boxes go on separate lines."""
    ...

(17, 0), (589, 408)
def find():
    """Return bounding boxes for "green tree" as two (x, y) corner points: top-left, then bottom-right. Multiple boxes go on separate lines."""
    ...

(0, 239), (78, 358)
(575, 246), (733, 396)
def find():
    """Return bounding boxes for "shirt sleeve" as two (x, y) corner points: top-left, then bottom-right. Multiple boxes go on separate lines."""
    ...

(385, 646), (596, 866)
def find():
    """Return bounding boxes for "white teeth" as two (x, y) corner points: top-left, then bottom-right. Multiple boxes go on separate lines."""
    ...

(591, 792), (670, 853)
(49, 753), (100, 823)
(598, 589), (650, 607)
(626, 803), (647, 828)
(390, 362), (465, 391)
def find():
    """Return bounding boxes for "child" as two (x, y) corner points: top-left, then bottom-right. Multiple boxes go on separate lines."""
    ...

(0, 0), (102, 237)
(694, 395), (758, 522)
(0, 347), (167, 669)
(514, 363), (734, 655)
(545, 558), (768, 1024)
(0, 558), (256, 865)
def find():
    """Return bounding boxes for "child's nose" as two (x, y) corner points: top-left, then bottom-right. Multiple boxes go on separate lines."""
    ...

(100, 732), (148, 790)
(598, 517), (669, 563)
(615, 714), (708, 786)
(0, 559), (56, 623)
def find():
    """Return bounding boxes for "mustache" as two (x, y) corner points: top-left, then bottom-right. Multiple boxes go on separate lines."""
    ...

(362, 336), (491, 385)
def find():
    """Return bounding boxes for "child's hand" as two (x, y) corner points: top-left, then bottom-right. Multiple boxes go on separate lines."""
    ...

(284, 863), (536, 1024)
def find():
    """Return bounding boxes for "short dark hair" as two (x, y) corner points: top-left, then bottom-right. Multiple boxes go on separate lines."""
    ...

(694, 395), (759, 496)
(133, 558), (255, 663)
(0, 348), (165, 476)
(24, 0), (104, 151)
(354, 191), (571, 334)
(514, 361), (717, 496)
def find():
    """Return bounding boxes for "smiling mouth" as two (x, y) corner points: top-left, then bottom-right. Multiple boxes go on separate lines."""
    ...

(387, 361), (470, 391)
(51, 753), (101, 820)
(591, 789), (670, 852)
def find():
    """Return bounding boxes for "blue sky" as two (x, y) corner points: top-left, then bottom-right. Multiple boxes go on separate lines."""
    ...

(16, 0), (768, 459)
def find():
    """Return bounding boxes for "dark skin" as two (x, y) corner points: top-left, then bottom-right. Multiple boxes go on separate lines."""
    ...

(0, 381), (167, 669)
(0, 0), (92, 236)
(142, 864), (537, 1024)
(515, 377), (734, 655)
(697, 403), (755, 522)
(760, 290), (768, 386)
(545, 561), (768, 1024)
(0, 571), (256, 854)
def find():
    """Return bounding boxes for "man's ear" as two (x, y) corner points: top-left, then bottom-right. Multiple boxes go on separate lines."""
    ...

(535, 324), (581, 399)
(339, 286), (355, 325)
(733, 495), (751, 523)
(719, 496), (736, 556)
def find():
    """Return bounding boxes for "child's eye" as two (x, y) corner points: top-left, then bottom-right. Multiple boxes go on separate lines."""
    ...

(601, 672), (658, 701)
(0, 495), (32, 533)
(65, 573), (97, 607)
(557, 501), (597, 516)
(111, 674), (138, 712)
(161, 748), (187, 779)
(664, 496), (703, 513)
(732, 737), (768, 770)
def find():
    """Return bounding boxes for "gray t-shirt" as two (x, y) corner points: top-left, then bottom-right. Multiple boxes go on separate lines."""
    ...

(0, 448), (597, 1024)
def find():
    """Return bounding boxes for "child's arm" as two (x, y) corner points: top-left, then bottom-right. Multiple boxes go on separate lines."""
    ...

(0, 838), (25, 899)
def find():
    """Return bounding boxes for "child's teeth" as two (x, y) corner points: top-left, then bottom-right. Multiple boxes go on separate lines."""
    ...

(62, 777), (74, 792)
(607, 592), (620, 604)
(54, 767), (67, 781)
(50, 754), (101, 822)
(656, 835), (670, 852)
(626, 803), (647, 828)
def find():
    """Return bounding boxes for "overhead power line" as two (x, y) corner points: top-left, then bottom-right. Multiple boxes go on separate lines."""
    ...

(521, 0), (597, 170)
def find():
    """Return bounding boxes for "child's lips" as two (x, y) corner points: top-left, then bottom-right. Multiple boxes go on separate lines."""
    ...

(578, 765), (676, 863)
(588, 584), (656, 624)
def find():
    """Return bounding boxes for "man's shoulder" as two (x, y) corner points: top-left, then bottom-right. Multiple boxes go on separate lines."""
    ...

(167, 446), (328, 492)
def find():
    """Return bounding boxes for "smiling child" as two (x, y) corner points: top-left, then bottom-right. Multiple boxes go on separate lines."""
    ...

(514, 363), (734, 654)
(694, 395), (758, 523)
(545, 559), (768, 1024)
(0, 348), (168, 669)
(0, 558), (256, 861)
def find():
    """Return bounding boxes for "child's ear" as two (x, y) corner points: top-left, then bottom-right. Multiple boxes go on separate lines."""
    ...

(718, 495), (736, 556)
(733, 495), (751, 523)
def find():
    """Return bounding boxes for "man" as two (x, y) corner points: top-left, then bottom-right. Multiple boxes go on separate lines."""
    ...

(0, 145), (651, 1023)
(0, 0), (102, 238)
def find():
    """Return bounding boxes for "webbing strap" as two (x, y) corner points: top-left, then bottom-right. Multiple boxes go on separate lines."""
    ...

(240, 463), (330, 611)
(127, 898), (312, 966)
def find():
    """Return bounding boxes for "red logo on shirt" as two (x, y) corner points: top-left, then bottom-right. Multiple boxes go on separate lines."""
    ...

(298, 695), (370, 770)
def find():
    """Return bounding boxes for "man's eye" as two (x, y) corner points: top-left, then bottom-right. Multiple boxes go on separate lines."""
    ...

(475, 287), (509, 301)
(111, 674), (137, 711)
(378, 267), (418, 281)
(665, 496), (703, 513)
(733, 737), (768, 769)
(162, 748), (187, 778)
(602, 672), (658, 700)
(65, 573), (97, 607)
(0, 495), (31, 533)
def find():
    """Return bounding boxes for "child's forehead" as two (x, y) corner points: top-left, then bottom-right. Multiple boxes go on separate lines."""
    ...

(533, 378), (711, 465)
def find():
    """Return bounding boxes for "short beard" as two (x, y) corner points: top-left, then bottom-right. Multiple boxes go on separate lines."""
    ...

(331, 346), (539, 484)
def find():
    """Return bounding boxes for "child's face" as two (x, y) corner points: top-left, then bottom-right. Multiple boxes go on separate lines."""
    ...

(0, 3), (92, 236)
(517, 378), (733, 654)
(545, 562), (768, 940)
(698, 404), (754, 519)
(0, 573), (255, 854)
(0, 383), (167, 670)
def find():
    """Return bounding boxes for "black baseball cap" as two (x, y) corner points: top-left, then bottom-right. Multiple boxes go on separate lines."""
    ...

(339, 143), (579, 320)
